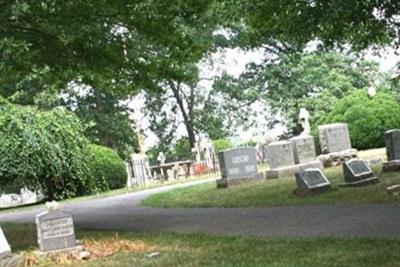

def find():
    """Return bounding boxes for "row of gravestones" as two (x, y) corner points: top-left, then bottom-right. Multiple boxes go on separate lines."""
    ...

(217, 123), (356, 187)
(216, 124), (400, 190)
(0, 205), (81, 266)
(295, 158), (379, 196)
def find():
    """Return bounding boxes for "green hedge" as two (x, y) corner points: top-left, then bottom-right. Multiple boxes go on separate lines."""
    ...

(315, 90), (400, 150)
(0, 103), (93, 200)
(89, 144), (126, 191)
(213, 139), (232, 152)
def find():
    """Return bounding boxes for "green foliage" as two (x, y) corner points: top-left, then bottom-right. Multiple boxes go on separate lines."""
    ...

(213, 139), (232, 152)
(64, 84), (138, 159)
(170, 138), (193, 161)
(0, 104), (93, 199)
(147, 138), (193, 165)
(316, 90), (400, 150)
(220, 52), (383, 137)
(88, 144), (126, 191)
(232, 1), (397, 50)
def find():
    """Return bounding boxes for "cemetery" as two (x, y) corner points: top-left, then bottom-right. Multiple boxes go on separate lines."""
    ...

(2, 1), (400, 266)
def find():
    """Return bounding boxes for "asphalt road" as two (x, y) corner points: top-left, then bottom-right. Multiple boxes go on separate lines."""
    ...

(1, 177), (399, 239)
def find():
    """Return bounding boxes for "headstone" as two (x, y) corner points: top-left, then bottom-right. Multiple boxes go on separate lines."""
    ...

(0, 227), (11, 260)
(36, 210), (77, 252)
(217, 147), (263, 188)
(385, 129), (400, 160)
(318, 123), (352, 153)
(341, 159), (379, 187)
(294, 168), (331, 196)
(265, 140), (323, 179)
(317, 123), (357, 166)
(382, 129), (400, 172)
(0, 226), (21, 267)
(290, 136), (317, 164)
(266, 141), (295, 169)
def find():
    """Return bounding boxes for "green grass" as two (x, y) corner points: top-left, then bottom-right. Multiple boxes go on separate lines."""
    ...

(2, 223), (400, 267)
(142, 164), (400, 208)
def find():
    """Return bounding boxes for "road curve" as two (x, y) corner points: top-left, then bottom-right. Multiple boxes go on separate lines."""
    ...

(1, 177), (399, 239)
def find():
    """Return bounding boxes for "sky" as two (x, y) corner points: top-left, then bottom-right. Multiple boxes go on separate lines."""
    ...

(131, 46), (399, 151)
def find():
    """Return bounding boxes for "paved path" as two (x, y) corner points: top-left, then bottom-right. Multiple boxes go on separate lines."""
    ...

(1, 177), (400, 239)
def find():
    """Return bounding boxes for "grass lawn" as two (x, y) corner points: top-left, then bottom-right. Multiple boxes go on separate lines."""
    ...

(2, 223), (400, 267)
(142, 162), (400, 208)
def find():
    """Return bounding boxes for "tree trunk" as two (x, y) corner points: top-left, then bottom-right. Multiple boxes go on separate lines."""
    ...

(168, 80), (196, 148)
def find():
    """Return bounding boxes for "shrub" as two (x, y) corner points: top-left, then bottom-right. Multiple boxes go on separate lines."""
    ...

(315, 90), (400, 150)
(0, 104), (93, 200)
(213, 139), (232, 152)
(89, 144), (126, 191)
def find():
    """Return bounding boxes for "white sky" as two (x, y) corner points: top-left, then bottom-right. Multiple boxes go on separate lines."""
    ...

(131, 46), (399, 151)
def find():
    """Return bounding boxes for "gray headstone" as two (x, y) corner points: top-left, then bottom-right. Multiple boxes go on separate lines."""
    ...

(219, 147), (258, 180)
(342, 159), (378, 186)
(290, 136), (317, 164)
(295, 168), (331, 195)
(318, 123), (352, 153)
(266, 141), (295, 169)
(35, 211), (76, 252)
(0, 227), (11, 260)
(385, 129), (400, 161)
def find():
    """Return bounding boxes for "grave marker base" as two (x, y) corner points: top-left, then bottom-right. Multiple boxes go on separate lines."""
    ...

(0, 254), (21, 267)
(317, 149), (358, 167)
(216, 173), (264, 188)
(339, 176), (379, 187)
(34, 245), (84, 257)
(293, 184), (332, 196)
(382, 160), (400, 172)
(266, 161), (323, 179)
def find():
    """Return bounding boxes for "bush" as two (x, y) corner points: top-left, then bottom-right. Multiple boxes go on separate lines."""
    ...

(213, 139), (232, 152)
(89, 144), (126, 191)
(0, 104), (93, 200)
(315, 90), (400, 150)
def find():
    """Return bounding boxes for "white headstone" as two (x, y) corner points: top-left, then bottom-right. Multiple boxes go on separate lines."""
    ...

(0, 227), (11, 259)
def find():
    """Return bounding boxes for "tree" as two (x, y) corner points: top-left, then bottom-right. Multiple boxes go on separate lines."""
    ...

(216, 52), (384, 137)
(63, 79), (138, 159)
(0, 1), (220, 89)
(316, 90), (400, 149)
(1, 1), (227, 158)
(230, 1), (399, 50)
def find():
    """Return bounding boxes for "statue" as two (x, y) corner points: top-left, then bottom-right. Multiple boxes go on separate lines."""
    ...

(157, 152), (166, 165)
(299, 108), (311, 136)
